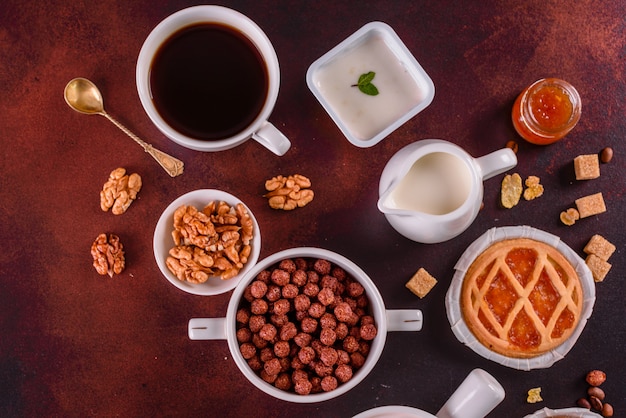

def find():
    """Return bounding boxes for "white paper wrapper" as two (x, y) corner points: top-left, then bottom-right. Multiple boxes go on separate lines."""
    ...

(445, 226), (596, 371)
(523, 407), (602, 418)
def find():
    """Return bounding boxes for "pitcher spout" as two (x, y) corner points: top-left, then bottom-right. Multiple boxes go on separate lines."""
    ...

(377, 185), (416, 217)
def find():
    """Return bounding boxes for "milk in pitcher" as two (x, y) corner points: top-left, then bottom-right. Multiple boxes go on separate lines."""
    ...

(388, 152), (472, 215)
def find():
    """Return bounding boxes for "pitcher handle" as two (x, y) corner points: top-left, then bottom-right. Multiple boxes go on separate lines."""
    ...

(475, 148), (517, 180)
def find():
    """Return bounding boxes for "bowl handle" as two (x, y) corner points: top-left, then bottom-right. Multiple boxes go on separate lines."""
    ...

(188, 318), (227, 340)
(386, 310), (423, 331)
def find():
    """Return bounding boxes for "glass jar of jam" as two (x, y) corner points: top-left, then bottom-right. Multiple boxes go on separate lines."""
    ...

(512, 78), (581, 145)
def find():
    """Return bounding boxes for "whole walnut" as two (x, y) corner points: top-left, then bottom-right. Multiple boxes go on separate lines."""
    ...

(91, 233), (125, 277)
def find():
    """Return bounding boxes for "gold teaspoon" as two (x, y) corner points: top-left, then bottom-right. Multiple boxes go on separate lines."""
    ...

(64, 77), (184, 177)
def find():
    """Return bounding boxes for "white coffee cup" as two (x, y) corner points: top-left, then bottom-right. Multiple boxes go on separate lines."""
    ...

(136, 5), (290, 155)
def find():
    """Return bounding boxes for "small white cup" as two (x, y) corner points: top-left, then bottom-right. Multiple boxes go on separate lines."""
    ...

(136, 5), (290, 155)
(188, 247), (423, 403)
(523, 407), (602, 418)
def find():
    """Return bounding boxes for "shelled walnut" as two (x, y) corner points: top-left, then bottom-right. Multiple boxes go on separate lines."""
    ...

(100, 167), (142, 215)
(91, 233), (125, 277)
(264, 174), (314, 210)
(166, 201), (254, 282)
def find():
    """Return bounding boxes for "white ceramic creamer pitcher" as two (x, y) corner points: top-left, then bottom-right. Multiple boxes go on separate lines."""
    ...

(378, 139), (517, 243)
(353, 368), (505, 418)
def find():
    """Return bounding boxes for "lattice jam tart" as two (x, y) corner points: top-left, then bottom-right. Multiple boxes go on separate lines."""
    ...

(461, 238), (583, 358)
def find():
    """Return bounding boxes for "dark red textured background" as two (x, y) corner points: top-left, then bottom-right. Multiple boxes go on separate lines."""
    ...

(1, 1), (625, 417)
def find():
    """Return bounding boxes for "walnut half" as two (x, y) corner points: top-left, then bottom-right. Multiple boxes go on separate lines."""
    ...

(264, 174), (314, 210)
(91, 233), (125, 277)
(100, 167), (142, 215)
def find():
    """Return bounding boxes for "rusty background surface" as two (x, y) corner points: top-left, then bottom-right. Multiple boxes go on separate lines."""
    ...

(1, 1), (625, 416)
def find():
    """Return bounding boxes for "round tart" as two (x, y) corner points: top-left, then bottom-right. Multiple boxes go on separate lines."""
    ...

(461, 238), (583, 358)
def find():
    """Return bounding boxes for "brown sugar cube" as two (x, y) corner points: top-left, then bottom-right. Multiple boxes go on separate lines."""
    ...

(574, 154), (600, 180)
(585, 254), (612, 282)
(405, 268), (437, 298)
(584, 234), (616, 261)
(575, 193), (606, 218)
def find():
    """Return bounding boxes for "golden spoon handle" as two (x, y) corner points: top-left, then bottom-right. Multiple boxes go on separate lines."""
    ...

(101, 111), (184, 177)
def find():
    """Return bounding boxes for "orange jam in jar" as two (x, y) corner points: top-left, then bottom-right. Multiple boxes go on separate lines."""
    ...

(512, 78), (581, 145)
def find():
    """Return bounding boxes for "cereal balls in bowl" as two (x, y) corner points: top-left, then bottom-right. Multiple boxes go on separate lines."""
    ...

(153, 189), (261, 296)
(188, 247), (423, 403)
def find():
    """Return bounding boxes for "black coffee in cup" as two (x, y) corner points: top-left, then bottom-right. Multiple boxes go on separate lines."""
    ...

(150, 23), (269, 141)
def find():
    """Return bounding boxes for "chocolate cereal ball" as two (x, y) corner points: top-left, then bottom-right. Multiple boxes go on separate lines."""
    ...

(250, 298), (268, 315)
(279, 259), (297, 273)
(236, 327), (252, 343)
(274, 340), (291, 358)
(317, 287), (335, 306)
(271, 269), (290, 286)
(248, 315), (266, 333)
(298, 346), (316, 365)
(250, 280), (268, 298)
(265, 285), (282, 302)
(264, 358), (282, 376)
(294, 379), (312, 395)
(360, 323), (378, 341)
(247, 355), (262, 371)
(236, 308), (251, 324)
(335, 364), (353, 383)
(294, 294), (311, 312)
(259, 324), (277, 341)
(274, 373), (292, 391)
(279, 322), (298, 341)
(291, 269), (308, 286)
(334, 302), (353, 323)
(331, 267), (347, 281)
(282, 283), (299, 299)
(320, 312), (337, 329)
(320, 346), (338, 367)
(320, 328), (337, 346)
(239, 342), (256, 359)
(301, 317), (318, 334)
(270, 314), (289, 327)
(308, 302), (325, 318)
(294, 332), (312, 348)
(314, 259), (331, 275)
(321, 375), (338, 392)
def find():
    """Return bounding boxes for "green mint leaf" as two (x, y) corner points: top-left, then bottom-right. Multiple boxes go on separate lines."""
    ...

(359, 83), (379, 96)
(352, 71), (379, 96)
(358, 71), (376, 85)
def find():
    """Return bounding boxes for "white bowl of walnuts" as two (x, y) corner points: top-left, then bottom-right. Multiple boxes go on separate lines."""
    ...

(153, 189), (261, 296)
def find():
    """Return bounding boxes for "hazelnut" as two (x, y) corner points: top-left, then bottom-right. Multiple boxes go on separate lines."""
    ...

(588, 386), (605, 400)
(590, 395), (603, 411)
(506, 140), (519, 153)
(586, 370), (607, 386)
(602, 402), (614, 417)
(577, 397), (591, 409)
(600, 147), (613, 163)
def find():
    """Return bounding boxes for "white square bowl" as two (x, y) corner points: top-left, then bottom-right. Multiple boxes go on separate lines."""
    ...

(306, 22), (435, 148)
